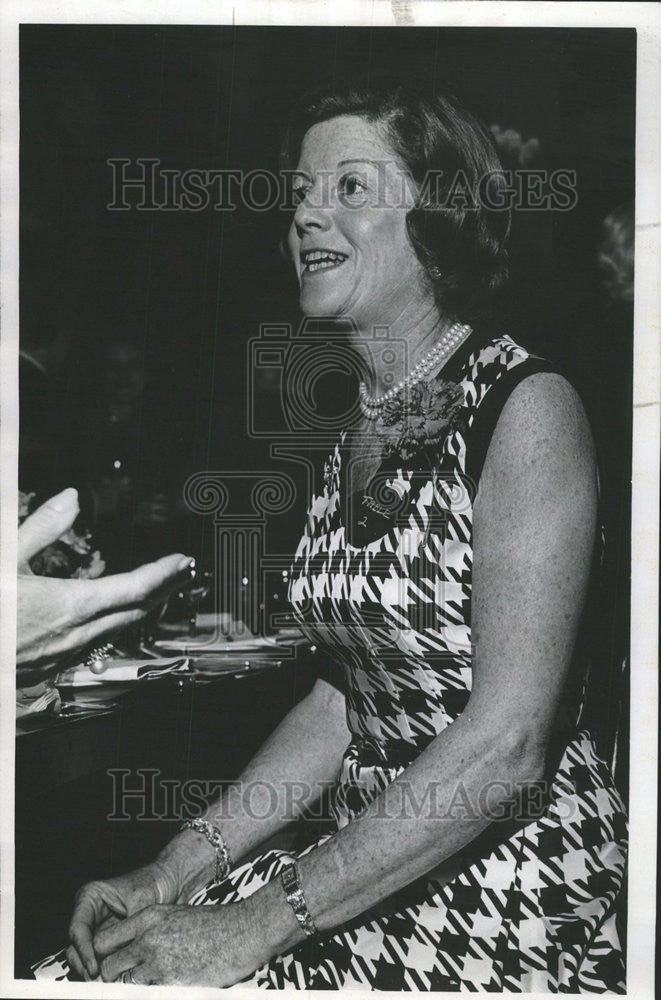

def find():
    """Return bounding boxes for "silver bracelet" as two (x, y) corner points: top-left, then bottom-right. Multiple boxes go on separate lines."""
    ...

(281, 862), (318, 938)
(180, 818), (231, 883)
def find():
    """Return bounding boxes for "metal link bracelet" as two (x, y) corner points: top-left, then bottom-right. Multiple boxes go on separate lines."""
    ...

(180, 818), (231, 883)
(281, 862), (319, 938)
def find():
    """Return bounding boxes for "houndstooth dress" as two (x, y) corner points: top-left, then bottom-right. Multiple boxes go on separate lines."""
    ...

(33, 333), (628, 991)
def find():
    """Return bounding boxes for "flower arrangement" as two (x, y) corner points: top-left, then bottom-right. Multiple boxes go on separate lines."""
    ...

(374, 379), (466, 466)
(18, 491), (105, 579)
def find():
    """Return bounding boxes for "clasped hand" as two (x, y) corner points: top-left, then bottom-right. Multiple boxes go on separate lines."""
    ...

(67, 865), (266, 986)
(93, 902), (262, 986)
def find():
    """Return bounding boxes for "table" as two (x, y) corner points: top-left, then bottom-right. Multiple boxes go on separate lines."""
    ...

(15, 654), (315, 976)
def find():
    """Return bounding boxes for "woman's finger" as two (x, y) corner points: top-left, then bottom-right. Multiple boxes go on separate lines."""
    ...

(84, 553), (195, 615)
(17, 488), (79, 567)
(96, 912), (123, 934)
(99, 945), (141, 984)
(65, 944), (90, 981)
(94, 904), (159, 959)
(129, 962), (154, 985)
(68, 892), (107, 979)
(68, 608), (147, 650)
(25, 607), (146, 668)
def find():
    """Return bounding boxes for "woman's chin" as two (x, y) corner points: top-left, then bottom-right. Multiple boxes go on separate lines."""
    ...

(299, 290), (341, 317)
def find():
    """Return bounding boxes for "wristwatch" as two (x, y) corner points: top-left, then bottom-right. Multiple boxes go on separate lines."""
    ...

(281, 862), (318, 937)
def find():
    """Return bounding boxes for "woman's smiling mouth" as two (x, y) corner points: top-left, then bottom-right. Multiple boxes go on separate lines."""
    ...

(301, 249), (349, 274)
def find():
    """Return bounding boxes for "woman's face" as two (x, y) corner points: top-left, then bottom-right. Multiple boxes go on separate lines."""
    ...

(287, 115), (431, 328)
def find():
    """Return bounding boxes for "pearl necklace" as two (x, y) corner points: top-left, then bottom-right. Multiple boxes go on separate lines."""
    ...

(359, 321), (472, 420)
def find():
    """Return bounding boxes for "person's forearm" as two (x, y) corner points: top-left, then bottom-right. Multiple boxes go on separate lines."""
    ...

(247, 709), (546, 957)
(157, 679), (349, 895)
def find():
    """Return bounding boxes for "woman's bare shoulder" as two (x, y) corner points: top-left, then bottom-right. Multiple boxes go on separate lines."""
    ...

(478, 371), (597, 499)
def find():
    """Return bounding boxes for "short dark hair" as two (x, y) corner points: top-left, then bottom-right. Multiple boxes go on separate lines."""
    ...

(279, 75), (510, 323)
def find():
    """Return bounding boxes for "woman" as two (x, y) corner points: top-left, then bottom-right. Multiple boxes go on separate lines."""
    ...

(34, 79), (627, 992)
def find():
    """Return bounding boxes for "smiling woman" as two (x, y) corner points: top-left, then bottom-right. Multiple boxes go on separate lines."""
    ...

(280, 80), (510, 328)
(286, 115), (429, 326)
(33, 76), (627, 993)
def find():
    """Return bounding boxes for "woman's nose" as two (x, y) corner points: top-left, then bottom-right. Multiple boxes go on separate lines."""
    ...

(293, 183), (332, 236)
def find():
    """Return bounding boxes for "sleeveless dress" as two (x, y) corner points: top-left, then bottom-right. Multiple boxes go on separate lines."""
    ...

(32, 333), (628, 992)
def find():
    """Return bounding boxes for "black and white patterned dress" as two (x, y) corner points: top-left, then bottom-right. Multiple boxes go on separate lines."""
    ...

(33, 333), (627, 992)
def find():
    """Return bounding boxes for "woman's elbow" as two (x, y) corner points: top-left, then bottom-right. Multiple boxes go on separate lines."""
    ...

(461, 708), (549, 787)
(497, 722), (548, 787)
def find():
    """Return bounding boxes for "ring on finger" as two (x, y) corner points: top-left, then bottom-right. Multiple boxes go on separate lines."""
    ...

(121, 967), (138, 984)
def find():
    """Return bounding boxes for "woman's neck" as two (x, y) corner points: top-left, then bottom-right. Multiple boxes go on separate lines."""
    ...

(351, 299), (457, 397)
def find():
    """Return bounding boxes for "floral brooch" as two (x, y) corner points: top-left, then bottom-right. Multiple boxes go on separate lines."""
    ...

(374, 379), (466, 467)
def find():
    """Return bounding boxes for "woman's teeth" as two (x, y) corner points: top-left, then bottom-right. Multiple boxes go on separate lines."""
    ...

(302, 250), (348, 273)
(306, 259), (345, 272)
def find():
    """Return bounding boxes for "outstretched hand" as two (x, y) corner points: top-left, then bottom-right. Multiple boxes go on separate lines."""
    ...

(17, 488), (195, 681)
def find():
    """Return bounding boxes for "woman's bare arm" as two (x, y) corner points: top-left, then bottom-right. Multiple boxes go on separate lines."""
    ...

(157, 676), (350, 899)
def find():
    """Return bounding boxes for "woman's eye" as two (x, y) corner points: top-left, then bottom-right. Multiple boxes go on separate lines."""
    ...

(339, 174), (368, 199)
